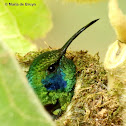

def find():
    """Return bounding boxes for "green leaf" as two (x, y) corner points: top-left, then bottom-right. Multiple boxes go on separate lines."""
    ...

(0, 41), (55, 126)
(3, 0), (52, 39)
(0, 0), (52, 53)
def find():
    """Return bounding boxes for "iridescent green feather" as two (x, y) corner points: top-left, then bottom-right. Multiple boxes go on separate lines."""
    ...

(60, 56), (76, 92)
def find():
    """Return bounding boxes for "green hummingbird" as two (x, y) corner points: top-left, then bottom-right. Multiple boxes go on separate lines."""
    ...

(26, 19), (99, 116)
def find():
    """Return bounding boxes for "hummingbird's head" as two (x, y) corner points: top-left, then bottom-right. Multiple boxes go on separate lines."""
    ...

(27, 19), (99, 92)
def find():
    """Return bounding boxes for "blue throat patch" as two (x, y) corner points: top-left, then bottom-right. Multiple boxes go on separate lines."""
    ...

(41, 68), (67, 91)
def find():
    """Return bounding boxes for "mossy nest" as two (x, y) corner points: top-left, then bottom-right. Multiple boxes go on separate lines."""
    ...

(16, 49), (122, 126)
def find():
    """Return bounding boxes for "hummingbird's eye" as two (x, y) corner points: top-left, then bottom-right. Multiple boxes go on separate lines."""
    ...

(47, 65), (55, 72)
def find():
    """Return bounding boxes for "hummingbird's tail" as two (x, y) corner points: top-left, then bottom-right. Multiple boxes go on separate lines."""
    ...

(60, 19), (99, 55)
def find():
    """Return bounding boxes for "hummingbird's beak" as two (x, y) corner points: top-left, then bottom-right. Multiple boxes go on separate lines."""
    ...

(60, 19), (99, 56)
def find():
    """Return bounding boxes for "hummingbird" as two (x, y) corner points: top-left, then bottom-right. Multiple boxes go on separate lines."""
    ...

(26, 19), (99, 116)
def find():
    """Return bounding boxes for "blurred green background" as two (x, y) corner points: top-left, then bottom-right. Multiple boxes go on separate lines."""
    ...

(37, 0), (126, 61)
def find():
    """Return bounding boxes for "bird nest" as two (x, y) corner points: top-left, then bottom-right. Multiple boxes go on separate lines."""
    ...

(16, 49), (122, 126)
